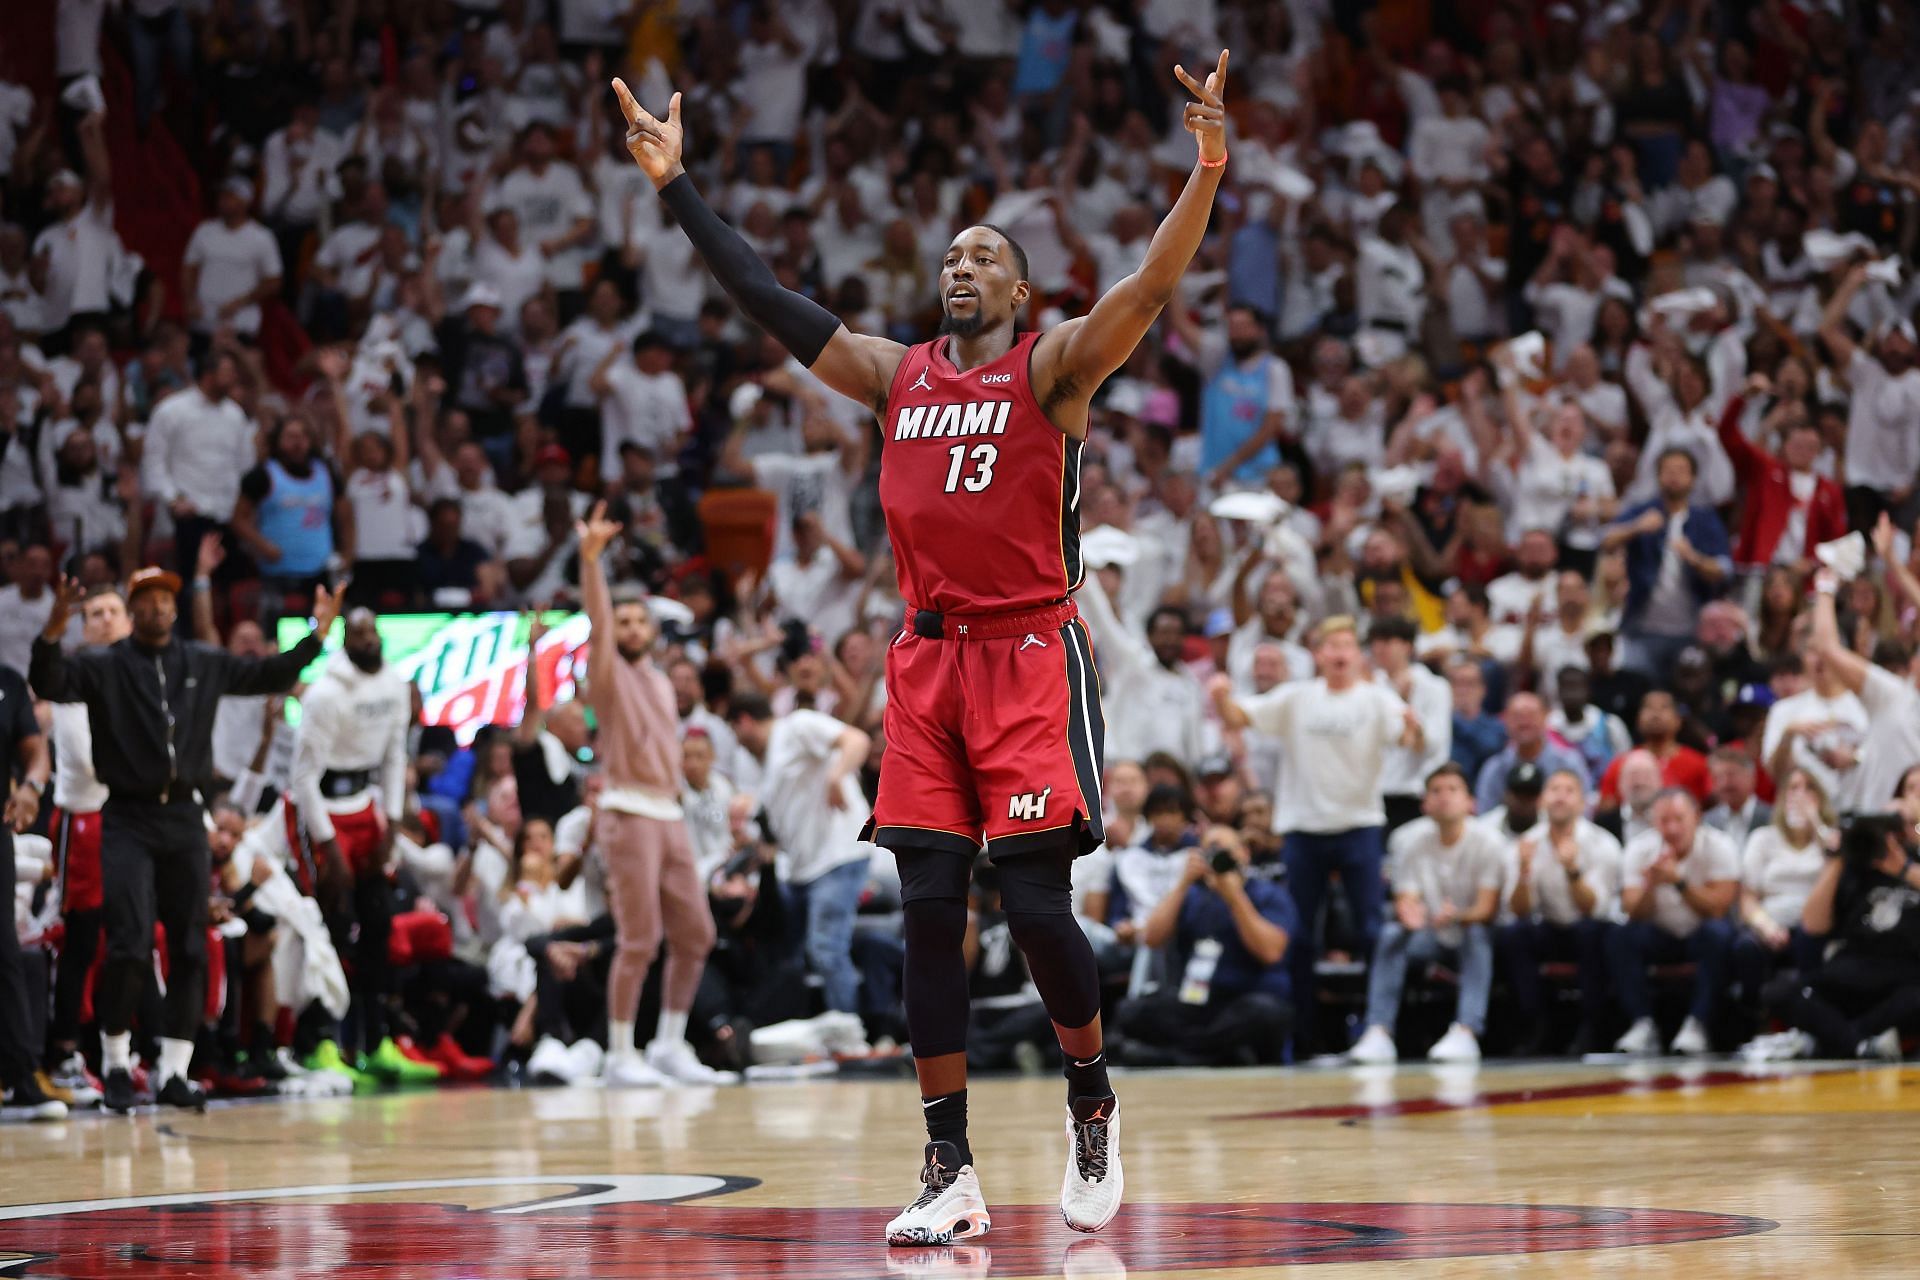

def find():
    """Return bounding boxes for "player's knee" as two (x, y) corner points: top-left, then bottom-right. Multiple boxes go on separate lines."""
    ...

(994, 851), (1074, 918)
(903, 896), (968, 952)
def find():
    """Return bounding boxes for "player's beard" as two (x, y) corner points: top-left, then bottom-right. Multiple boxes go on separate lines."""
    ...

(939, 305), (987, 338)
(347, 647), (383, 673)
(617, 643), (648, 664)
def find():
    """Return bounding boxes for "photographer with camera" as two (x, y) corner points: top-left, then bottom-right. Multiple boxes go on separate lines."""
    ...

(1111, 825), (1297, 1067)
(1747, 813), (1920, 1062)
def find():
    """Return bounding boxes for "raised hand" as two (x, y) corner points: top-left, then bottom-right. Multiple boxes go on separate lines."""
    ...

(611, 78), (685, 190)
(575, 500), (624, 559)
(196, 531), (226, 580)
(1173, 50), (1229, 166)
(311, 581), (343, 636)
(42, 576), (84, 641)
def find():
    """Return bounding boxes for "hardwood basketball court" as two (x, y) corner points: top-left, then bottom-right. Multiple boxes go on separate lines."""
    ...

(2, 1059), (1912, 1276)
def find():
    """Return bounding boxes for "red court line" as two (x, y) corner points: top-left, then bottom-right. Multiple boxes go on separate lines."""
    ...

(1221, 1067), (1854, 1121)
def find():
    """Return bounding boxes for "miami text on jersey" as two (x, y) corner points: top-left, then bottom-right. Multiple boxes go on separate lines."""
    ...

(892, 400), (1014, 441)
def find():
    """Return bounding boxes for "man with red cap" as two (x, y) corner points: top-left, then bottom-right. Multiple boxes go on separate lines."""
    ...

(29, 566), (338, 1112)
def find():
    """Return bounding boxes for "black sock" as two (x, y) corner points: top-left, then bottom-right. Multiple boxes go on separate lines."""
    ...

(922, 1089), (971, 1167)
(1065, 1051), (1112, 1107)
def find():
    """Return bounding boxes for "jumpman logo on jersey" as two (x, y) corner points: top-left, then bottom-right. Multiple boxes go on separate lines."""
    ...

(909, 367), (933, 393)
(1020, 634), (1047, 650)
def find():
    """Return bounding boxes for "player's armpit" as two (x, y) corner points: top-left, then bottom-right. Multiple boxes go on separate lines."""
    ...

(809, 327), (909, 420)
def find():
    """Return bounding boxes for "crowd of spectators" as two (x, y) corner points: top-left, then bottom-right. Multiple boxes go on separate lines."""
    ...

(8, 0), (1920, 1109)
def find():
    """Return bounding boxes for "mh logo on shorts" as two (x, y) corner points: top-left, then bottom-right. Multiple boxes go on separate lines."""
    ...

(1008, 786), (1053, 821)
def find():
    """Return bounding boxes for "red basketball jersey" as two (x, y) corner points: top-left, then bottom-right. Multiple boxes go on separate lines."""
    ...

(878, 332), (1085, 615)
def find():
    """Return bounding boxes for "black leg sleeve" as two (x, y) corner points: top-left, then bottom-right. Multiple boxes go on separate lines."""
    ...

(999, 851), (1102, 1031)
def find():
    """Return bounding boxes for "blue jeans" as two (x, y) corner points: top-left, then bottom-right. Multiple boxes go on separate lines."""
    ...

(1606, 918), (1735, 1023)
(791, 857), (870, 1013)
(1365, 922), (1494, 1036)
(1496, 917), (1610, 1027)
(1281, 827), (1385, 1032)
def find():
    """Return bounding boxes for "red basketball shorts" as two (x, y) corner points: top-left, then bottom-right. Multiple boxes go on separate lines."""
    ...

(52, 807), (104, 913)
(286, 798), (386, 892)
(867, 601), (1106, 860)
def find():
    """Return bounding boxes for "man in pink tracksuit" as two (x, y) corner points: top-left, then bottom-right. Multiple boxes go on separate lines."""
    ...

(576, 502), (732, 1086)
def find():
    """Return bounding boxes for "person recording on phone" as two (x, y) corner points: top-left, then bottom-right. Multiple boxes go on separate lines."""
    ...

(1111, 824), (1296, 1068)
(1752, 812), (1920, 1062)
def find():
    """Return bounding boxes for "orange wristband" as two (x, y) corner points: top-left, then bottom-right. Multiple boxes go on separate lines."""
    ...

(1200, 151), (1227, 169)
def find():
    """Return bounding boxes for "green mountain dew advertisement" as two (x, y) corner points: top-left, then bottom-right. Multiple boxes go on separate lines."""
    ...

(278, 611), (586, 744)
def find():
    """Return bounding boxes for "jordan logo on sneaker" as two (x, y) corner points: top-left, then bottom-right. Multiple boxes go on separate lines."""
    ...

(910, 367), (933, 393)
(1020, 634), (1047, 650)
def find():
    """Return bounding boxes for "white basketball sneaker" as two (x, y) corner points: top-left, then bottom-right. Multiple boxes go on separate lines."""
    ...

(886, 1142), (991, 1246)
(604, 1053), (669, 1088)
(1060, 1097), (1123, 1233)
(645, 1038), (741, 1085)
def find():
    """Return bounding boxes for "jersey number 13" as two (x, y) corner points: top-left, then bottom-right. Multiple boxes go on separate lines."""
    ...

(943, 443), (999, 493)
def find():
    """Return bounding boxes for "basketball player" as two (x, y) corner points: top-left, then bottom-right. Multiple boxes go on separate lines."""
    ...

(287, 607), (425, 1080)
(42, 585), (130, 1102)
(574, 502), (729, 1086)
(614, 47), (1231, 1243)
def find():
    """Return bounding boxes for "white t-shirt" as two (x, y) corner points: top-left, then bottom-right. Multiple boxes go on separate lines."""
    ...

(1485, 570), (1560, 626)
(738, 39), (808, 144)
(1740, 825), (1826, 927)
(767, 544), (859, 641)
(1506, 819), (1623, 926)
(1244, 678), (1406, 834)
(1388, 817), (1506, 946)
(600, 362), (691, 481)
(1845, 665), (1920, 814)
(1761, 687), (1868, 802)
(346, 468), (417, 561)
(314, 222), (382, 300)
(639, 228), (706, 322)
(33, 203), (116, 328)
(557, 315), (643, 408)
(490, 163), (595, 290)
(183, 218), (283, 336)
(1375, 665), (1453, 798)
(1843, 348), (1920, 492)
(1503, 437), (1614, 546)
(471, 237), (546, 331)
(1620, 825), (1740, 937)
(0, 586), (52, 677)
(755, 709), (871, 885)
(750, 451), (854, 561)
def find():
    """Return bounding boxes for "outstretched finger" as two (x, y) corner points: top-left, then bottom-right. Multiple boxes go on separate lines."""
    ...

(667, 91), (682, 132)
(1173, 62), (1205, 101)
(611, 77), (657, 129)
(1209, 49), (1230, 101)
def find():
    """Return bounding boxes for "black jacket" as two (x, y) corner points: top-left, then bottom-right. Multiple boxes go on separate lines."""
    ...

(29, 631), (321, 803)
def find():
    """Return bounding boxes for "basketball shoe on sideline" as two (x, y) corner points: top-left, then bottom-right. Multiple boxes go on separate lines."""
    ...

(886, 1141), (991, 1246)
(1061, 1097), (1123, 1232)
(645, 1038), (740, 1085)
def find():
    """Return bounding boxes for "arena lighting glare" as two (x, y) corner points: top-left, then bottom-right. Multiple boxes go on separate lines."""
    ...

(275, 610), (585, 743)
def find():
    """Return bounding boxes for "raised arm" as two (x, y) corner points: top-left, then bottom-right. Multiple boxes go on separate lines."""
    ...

(514, 611), (552, 747)
(1819, 263), (1866, 370)
(27, 579), (95, 702)
(610, 80), (905, 420)
(1809, 571), (1870, 692)
(1030, 52), (1230, 438)
(575, 501), (621, 694)
(217, 584), (339, 695)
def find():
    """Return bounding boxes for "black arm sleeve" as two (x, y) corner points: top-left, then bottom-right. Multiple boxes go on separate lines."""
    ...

(216, 630), (324, 697)
(657, 174), (841, 366)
